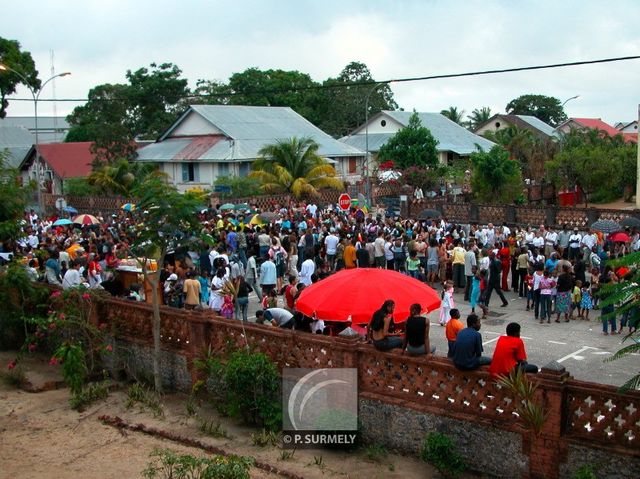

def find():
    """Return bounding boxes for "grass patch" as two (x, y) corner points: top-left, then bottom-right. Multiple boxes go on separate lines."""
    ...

(70, 380), (110, 411)
(126, 383), (164, 418)
(199, 419), (229, 439)
(250, 429), (279, 447)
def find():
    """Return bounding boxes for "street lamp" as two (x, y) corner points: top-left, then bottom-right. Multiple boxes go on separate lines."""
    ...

(0, 63), (71, 213)
(561, 94), (580, 108)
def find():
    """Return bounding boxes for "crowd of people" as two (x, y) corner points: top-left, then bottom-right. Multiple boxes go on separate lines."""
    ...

(5, 201), (639, 378)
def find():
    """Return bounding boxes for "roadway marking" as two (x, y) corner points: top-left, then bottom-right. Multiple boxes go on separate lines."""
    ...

(557, 346), (599, 363)
(482, 337), (500, 346)
(548, 340), (567, 345)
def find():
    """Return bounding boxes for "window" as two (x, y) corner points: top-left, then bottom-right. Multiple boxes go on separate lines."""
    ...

(495, 121), (501, 128)
(380, 120), (387, 127)
(348, 158), (357, 174)
(218, 162), (229, 176)
(238, 162), (251, 177)
(181, 163), (199, 182)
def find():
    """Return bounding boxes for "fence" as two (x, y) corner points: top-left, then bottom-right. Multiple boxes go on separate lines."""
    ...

(94, 296), (640, 479)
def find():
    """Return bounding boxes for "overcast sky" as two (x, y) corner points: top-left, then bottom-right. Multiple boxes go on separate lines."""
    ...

(3, 0), (640, 125)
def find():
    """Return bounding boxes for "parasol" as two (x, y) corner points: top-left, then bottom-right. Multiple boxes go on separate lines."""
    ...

(417, 209), (442, 220)
(609, 232), (630, 243)
(73, 214), (100, 225)
(121, 203), (136, 212)
(620, 217), (640, 228)
(219, 203), (235, 211)
(52, 218), (73, 226)
(590, 219), (622, 234)
(259, 211), (279, 222)
(62, 206), (78, 214)
(296, 268), (442, 325)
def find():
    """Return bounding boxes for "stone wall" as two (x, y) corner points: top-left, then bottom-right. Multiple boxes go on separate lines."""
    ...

(559, 443), (640, 479)
(94, 296), (640, 479)
(359, 395), (528, 478)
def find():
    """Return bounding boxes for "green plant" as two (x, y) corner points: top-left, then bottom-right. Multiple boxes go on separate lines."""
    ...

(279, 449), (295, 461)
(313, 455), (325, 469)
(142, 448), (252, 479)
(495, 367), (548, 434)
(364, 443), (388, 462)
(126, 382), (165, 418)
(388, 463), (395, 472)
(199, 419), (229, 439)
(250, 429), (279, 447)
(199, 349), (281, 430)
(54, 342), (87, 396)
(572, 464), (598, 479)
(69, 379), (111, 411)
(420, 432), (467, 479)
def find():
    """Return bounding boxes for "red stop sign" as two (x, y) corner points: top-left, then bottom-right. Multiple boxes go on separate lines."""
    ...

(338, 193), (351, 210)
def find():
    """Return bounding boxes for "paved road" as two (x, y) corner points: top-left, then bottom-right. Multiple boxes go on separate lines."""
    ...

(243, 287), (637, 388)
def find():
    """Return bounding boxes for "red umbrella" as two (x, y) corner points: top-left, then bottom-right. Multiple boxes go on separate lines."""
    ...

(72, 214), (100, 225)
(296, 269), (441, 325)
(609, 232), (630, 243)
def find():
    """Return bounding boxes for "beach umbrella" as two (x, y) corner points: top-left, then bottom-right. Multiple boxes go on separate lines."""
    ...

(53, 218), (73, 226)
(259, 211), (279, 222)
(296, 268), (441, 325)
(73, 214), (100, 226)
(62, 206), (78, 214)
(121, 203), (136, 212)
(417, 209), (442, 220)
(220, 203), (235, 211)
(590, 219), (622, 234)
(249, 214), (265, 225)
(620, 217), (640, 228)
(609, 231), (630, 243)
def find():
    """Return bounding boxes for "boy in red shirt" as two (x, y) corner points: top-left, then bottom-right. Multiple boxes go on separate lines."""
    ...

(489, 322), (538, 377)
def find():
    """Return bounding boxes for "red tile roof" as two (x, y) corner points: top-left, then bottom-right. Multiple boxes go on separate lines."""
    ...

(570, 118), (637, 143)
(37, 142), (95, 178)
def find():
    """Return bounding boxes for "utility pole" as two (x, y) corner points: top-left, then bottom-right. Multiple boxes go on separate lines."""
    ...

(636, 103), (640, 209)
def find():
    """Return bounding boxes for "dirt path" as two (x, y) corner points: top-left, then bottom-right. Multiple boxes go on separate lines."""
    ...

(0, 375), (456, 479)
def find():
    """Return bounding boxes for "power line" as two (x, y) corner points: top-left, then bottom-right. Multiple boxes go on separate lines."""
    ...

(6, 54), (640, 103)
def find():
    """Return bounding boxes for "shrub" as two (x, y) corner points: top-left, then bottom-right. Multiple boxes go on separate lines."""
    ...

(572, 464), (598, 479)
(126, 382), (165, 418)
(142, 449), (252, 479)
(198, 349), (281, 431)
(420, 432), (466, 478)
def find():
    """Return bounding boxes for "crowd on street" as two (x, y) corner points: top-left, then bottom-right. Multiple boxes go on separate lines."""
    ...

(5, 200), (640, 378)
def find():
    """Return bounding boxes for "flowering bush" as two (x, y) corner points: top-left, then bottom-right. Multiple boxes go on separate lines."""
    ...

(379, 160), (395, 170)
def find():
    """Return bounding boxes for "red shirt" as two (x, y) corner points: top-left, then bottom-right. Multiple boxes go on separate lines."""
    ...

(490, 336), (527, 377)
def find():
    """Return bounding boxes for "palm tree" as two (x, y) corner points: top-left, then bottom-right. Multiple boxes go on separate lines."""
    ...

(466, 107), (492, 130)
(88, 159), (167, 195)
(250, 137), (343, 198)
(440, 106), (466, 125)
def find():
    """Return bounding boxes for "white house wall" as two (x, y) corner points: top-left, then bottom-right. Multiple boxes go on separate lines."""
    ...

(355, 115), (405, 135)
(169, 112), (223, 137)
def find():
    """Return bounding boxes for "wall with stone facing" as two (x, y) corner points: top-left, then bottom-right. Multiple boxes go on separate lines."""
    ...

(94, 296), (640, 479)
(560, 443), (640, 479)
(359, 395), (528, 478)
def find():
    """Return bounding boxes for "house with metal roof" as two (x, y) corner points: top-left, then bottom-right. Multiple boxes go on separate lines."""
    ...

(19, 142), (94, 195)
(136, 105), (366, 192)
(0, 116), (70, 143)
(474, 114), (558, 140)
(555, 118), (637, 144)
(340, 111), (494, 164)
(0, 125), (34, 169)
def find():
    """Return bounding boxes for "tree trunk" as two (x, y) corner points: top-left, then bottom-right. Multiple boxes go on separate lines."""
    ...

(145, 251), (165, 393)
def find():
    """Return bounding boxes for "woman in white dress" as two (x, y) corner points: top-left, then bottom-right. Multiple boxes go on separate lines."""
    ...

(209, 268), (226, 312)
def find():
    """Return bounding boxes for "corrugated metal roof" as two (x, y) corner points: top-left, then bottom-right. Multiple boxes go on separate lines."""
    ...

(515, 115), (557, 137)
(342, 111), (494, 155)
(0, 117), (69, 143)
(0, 126), (35, 168)
(144, 105), (364, 162)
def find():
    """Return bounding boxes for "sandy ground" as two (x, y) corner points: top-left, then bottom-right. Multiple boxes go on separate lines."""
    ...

(0, 353), (464, 479)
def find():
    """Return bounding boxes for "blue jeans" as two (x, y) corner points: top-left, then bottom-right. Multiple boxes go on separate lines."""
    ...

(540, 294), (552, 321)
(237, 296), (249, 322)
(373, 336), (403, 351)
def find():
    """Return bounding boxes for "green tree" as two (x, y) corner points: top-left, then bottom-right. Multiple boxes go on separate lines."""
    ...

(317, 62), (398, 137)
(0, 151), (31, 241)
(470, 146), (523, 203)
(191, 79), (231, 105)
(250, 137), (343, 198)
(0, 37), (40, 118)
(484, 125), (535, 174)
(88, 158), (166, 196)
(440, 106), (466, 125)
(131, 177), (208, 392)
(213, 175), (262, 199)
(505, 94), (567, 127)
(377, 112), (439, 169)
(66, 62), (190, 163)
(466, 107), (492, 130)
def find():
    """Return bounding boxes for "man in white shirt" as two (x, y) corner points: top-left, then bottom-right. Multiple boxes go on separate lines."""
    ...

(324, 228), (340, 271)
(581, 229), (597, 261)
(306, 203), (318, 218)
(532, 231), (545, 252)
(373, 230), (386, 268)
(568, 228), (582, 260)
(298, 251), (316, 286)
(544, 227), (558, 258)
